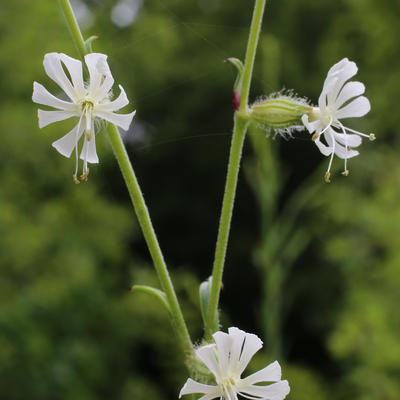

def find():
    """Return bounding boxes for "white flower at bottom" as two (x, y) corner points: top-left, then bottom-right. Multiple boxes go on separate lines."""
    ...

(180, 327), (290, 400)
(32, 52), (136, 183)
(302, 58), (374, 182)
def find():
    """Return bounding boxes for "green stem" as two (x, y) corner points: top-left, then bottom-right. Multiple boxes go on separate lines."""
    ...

(205, 116), (248, 338)
(239, 0), (267, 113)
(107, 125), (193, 358)
(59, 0), (86, 60)
(58, 0), (194, 361)
(205, 0), (267, 338)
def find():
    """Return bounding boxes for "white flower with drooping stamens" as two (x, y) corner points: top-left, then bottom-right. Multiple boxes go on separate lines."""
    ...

(32, 52), (136, 183)
(301, 58), (374, 182)
(180, 327), (290, 400)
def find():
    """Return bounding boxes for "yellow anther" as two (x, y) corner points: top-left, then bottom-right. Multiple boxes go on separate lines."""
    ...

(80, 168), (90, 182)
(324, 171), (331, 183)
(342, 170), (349, 176)
(369, 133), (376, 141)
(312, 132), (320, 141)
(73, 174), (80, 184)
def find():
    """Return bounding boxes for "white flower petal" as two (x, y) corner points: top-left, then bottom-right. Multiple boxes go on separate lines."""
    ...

(237, 332), (263, 376)
(43, 53), (78, 102)
(32, 82), (76, 111)
(318, 76), (337, 113)
(336, 96), (370, 119)
(212, 331), (232, 373)
(96, 85), (130, 112)
(196, 344), (220, 378)
(227, 327), (247, 367)
(80, 134), (99, 164)
(315, 136), (333, 157)
(85, 53), (114, 99)
(333, 132), (362, 148)
(326, 58), (350, 76)
(96, 60), (115, 101)
(52, 118), (85, 158)
(335, 81), (365, 109)
(327, 59), (358, 105)
(59, 53), (85, 98)
(240, 380), (290, 400)
(179, 378), (219, 398)
(197, 394), (221, 400)
(333, 141), (359, 159)
(95, 110), (136, 131)
(85, 53), (106, 93)
(301, 114), (325, 134)
(242, 361), (282, 386)
(38, 109), (76, 128)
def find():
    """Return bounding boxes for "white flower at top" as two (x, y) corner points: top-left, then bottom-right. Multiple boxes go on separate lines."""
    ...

(302, 58), (374, 182)
(32, 52), (136, 183)
(180, 327), (290, 400)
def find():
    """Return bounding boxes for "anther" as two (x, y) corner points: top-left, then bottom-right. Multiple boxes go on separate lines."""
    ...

(312, 132), (320, 141)
(80, 168), (90, 182)
(369, 133), (376, 141)
(342, 170), (349, 176)
(73, 174), (80, 184)
(324, 171), (331, 183)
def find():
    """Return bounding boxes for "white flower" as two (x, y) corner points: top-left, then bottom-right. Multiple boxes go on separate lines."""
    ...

(32, 52), (136, 183)
(301, 58), (374, 182)
(180, 327), (290, 400)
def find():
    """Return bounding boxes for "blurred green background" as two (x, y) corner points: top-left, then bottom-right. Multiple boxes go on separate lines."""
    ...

(1, 0), (399, 399)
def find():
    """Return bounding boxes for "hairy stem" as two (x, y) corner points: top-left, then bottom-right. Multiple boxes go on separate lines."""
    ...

(59, 0), (86, 60)
(205, 0), (267, 338)
(205, 115), (249, 338)
(239, 0), (267, 113)
(59, 0), (193, 361)
(107, 125), (193, 358)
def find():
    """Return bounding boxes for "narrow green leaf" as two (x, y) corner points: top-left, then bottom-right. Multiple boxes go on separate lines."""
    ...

(131, 285), (170, 313)
(84, 35), (99, 53)
(226, 57), (245, 92)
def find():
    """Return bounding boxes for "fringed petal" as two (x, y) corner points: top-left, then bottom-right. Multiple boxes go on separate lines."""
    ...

(240, 380), (290, 400)
(96, 85), (130, 112)
(179, 378), (219, 398)
(241, 361), (282, 386)
(43, 53), (78, 102)
(95, 110), (136, 131)
(336, 96), (371, 119)
(52, 118), (85, 158)
(32, 82), (76, 111)
(335, 81), (365, 109)
(80, 134), (99, 164)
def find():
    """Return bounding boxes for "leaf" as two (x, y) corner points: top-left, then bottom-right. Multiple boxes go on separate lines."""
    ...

(225, 57), (244, 110)
(84, 35), (99, 53)
(226, 57), (244, 91)
(131, 285), (170, 313)
(199, 276), (213, 325)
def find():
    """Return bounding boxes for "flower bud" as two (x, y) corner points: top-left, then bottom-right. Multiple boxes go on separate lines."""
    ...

(250, 94), (312, 133)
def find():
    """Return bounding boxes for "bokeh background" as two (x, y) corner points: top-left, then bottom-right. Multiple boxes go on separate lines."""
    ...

(1, 0), (399, 399)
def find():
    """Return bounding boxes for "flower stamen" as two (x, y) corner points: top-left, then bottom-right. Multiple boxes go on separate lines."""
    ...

(312, 117), (333, 141)
(73, 174), (80, 184)
(80, 168), (89, 182)
(325, 129), (336, 183)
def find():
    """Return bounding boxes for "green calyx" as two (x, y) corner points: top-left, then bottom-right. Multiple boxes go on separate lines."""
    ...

(250, 95), (312, 130)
